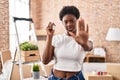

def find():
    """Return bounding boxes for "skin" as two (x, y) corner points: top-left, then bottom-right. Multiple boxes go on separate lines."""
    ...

(42, 14), (93, 78)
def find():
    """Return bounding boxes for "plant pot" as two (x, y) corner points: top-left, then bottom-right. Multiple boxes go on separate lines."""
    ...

(32, 71), (40, 79)
(21, 50), (40, 62)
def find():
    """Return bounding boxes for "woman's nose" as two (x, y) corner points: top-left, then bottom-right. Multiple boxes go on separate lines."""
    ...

(67, 22), (72, 26)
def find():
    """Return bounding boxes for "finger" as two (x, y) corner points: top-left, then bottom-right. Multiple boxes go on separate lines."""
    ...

(69, 32), (76, 39)
(76, 21), (80, 35)
(47, 22), (52, 29)
(77, 19), (81, 31)
(46, 22), (51, 30)
(51, 23), (56, 30)
(49, 22), (53, 29)
(81, 18), (85, 31)
(47, 22), (51, 27)
(78, 17), (85, 31)
(47, 22), (55, 30)
(86, 24), (89, 33)
(80, 17), (84, 26)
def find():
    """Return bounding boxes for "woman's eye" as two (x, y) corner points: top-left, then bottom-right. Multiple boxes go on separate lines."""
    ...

(64, 21), (68, 24)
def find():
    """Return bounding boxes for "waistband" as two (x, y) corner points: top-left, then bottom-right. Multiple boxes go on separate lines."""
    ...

(49, 69), (85, 80)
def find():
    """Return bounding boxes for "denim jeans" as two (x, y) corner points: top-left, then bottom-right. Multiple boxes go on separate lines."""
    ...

(48, 70), (85, 80)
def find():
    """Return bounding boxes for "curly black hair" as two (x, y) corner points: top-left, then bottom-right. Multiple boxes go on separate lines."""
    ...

(59, 6), (80, 21)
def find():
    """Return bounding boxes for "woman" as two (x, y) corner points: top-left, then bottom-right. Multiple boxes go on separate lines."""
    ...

(42, 6), (93, 80)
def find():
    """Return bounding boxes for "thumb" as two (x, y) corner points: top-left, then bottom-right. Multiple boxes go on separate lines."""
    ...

(69, 32), (76, 39)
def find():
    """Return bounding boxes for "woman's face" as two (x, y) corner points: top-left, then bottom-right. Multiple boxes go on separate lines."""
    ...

(62, 14), (77, 34)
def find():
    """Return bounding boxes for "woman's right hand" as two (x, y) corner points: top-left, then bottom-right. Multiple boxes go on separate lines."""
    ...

(46, 22), (55, 37)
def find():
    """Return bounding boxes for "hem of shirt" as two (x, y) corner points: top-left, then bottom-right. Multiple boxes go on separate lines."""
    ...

(53, 66), (81, 72)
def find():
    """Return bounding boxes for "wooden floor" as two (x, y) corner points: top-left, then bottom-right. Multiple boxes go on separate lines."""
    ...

(10, 63), (53, 80)
(10, 64), (33, 80)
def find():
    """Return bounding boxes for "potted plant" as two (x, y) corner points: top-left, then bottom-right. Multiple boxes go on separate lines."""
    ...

(32, 63), (40, 79)
(19, 42), (40, 62)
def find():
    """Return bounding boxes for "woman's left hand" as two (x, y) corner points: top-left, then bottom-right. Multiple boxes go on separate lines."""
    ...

(69, 17), (89, 46)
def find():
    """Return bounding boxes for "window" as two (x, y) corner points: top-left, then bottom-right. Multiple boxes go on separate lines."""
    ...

(9, 0), (30, 58)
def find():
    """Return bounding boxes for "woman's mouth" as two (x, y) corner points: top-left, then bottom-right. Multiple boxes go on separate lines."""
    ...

(67, 29), (73, 31)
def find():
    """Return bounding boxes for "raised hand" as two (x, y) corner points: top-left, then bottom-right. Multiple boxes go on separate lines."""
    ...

(46, 22), (55, 36)
(69, 17), (89, 46)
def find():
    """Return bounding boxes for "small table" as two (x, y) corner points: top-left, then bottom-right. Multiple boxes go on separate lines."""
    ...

(84, 55), (105, 62)
(84, 72), (113, 80)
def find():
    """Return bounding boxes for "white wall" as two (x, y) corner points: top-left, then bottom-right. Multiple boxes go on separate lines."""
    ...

(9, 0), (30, 59)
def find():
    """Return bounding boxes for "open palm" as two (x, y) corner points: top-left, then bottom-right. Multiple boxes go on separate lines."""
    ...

(69, 17), (89, 46)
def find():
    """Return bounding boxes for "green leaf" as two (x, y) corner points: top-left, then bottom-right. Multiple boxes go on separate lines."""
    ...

(20, 42), (38, 51)
(33, 64), (40, 72)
